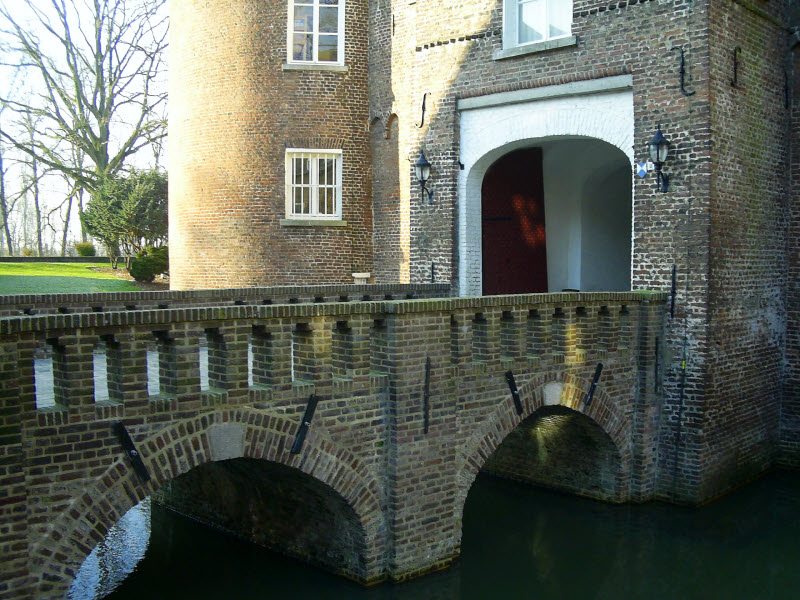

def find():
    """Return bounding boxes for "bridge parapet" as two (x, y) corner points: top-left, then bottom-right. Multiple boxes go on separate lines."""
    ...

(0, 283), (451, 317)
(0, 291), (666, 598)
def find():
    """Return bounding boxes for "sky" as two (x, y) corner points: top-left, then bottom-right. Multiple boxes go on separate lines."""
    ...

(0, 0), (168, 255)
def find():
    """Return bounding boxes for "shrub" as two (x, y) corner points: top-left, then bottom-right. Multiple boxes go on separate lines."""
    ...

(127, 245), (168, 282)
(128, 255), (161, 282)
(21, 247), (35, 257)
(74, 242), (97, 257)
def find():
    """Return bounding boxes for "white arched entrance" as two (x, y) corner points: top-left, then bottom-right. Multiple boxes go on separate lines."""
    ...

(457, 76), (635, 296)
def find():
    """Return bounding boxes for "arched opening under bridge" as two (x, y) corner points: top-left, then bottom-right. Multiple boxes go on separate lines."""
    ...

(70, 457), (371, 597)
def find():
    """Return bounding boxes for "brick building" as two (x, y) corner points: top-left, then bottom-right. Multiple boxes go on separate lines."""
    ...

(169, 0), (800, 504)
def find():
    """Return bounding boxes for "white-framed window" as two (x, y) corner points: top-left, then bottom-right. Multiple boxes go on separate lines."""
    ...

(503, 0), (572, 48)
(285, 149), (342, 219)
(287, 0), (345, 65)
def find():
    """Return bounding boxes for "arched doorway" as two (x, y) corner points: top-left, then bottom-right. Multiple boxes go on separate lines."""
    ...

(457, 81), (635, 296)
(477, 138), (632, 295)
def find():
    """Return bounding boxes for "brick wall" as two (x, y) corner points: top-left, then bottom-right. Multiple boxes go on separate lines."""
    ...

(702, 0), (791, 496)
(783, 40), (800, 467)
(169, 0), (372, 289)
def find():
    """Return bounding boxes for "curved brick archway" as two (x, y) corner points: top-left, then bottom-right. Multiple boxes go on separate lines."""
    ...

(31, 409), (386, 597)
(453, 371), (632, 528)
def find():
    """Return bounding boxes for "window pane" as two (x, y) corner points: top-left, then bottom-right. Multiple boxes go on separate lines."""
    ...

(518, 0), (545, 44)
(293, 5), (313, 32)
(323, 157), (335, 185)
(318, 35), (338, 62)
(294, 187), (310, 214)
(548, 0), (571, 37)
(293, 33), (313, 61)
(321, 187), (336, 215)
(294, 157), (310, 185)
(319, 0), (338, 4)
(319, 6), (339, 33)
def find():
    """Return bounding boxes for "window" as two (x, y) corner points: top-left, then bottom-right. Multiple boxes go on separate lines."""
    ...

(503, 0), (572, 48)
(288, 0), (345, 64)
(285, 149), (342, 219)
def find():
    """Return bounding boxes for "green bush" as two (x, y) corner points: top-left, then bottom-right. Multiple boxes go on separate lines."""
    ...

(21, 247), (35, 257)
(128, 255), (161, 282)
(127, 246), (168, 282)
(74, 242), (97, 257)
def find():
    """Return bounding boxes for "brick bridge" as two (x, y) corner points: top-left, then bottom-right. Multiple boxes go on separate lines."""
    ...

(0, 285), (665, 599)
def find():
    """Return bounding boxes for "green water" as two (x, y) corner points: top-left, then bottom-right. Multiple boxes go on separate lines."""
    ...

(81, 471), (800, 599)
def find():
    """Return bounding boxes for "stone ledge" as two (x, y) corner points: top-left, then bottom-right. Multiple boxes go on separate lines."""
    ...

(492, 35), (578, 61)
(280, 218), (348, 228)
(282, 62), (348, 73)
(0, 292), (667, 334)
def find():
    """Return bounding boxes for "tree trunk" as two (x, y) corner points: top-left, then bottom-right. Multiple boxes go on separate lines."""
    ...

(31, 153), (43, 256)
(0, 142), (13, 255)
(61, 194), (73, 256)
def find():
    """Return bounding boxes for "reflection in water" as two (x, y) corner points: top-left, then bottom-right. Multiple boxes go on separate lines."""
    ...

(74, 471), (800, 599)
(69, 498), (151, 600)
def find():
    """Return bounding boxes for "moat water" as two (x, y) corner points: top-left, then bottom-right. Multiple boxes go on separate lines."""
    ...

(71, 470), (800, 600)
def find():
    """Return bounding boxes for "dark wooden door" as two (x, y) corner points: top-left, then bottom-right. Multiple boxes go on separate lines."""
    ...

(481, 148), (547, 295)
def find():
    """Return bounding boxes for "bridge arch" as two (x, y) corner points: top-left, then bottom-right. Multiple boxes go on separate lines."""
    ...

(454, 372), (632, 527)
(32, 409), (386, 597)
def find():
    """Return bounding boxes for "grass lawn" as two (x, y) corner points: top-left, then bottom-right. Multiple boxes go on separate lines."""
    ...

(0, 261), (142, 294)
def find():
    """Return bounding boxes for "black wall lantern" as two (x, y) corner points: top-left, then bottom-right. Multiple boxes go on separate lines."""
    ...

(415, 150), (434, 203)
(648, 125), (671, 193)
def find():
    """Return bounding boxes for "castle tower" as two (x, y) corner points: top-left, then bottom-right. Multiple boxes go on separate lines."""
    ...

(169, 0), (372, 289)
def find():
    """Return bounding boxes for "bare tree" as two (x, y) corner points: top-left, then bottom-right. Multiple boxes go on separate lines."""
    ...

(0, 0), (167, 193)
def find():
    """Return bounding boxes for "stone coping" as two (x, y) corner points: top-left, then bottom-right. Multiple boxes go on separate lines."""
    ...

(0, 283), (451, 307)
(0, 291), (667, 336)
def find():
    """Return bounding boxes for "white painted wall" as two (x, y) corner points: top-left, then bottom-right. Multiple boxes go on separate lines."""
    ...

(581, 163), (632, 291)
(457, 79), (634, 296)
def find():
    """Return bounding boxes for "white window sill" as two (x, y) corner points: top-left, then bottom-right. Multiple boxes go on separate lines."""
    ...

(493, 35), (578, 61)
(280, 218), (348, 227)
(282, 63), (348, 73)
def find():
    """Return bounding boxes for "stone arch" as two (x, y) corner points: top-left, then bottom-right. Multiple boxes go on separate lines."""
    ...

(453, 371), (632, 527)
(371, 112), (404, 282)
(384, 113), (398, 139)
(32, 409), (385, 597)
(457, 85), (634, 295)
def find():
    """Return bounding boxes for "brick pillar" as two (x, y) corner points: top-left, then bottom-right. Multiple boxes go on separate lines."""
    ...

(109, 332), (150, 414)
(207, 323), (250, 402)
(155, 327), (201, 401)
(449, 310), (472, 365)
(0, 341), (30, 599)
(382, 308), (460, 581)
(499, 308), (524, 363)
(271, 323), (294, 390)
(349, 314), (372, 379)
(292, 317), (332, 385)
(52, 333), (96, 416)
(550, 306), (566, 361)
(629, 300), (666, 501)
(526, 308), (547, 360)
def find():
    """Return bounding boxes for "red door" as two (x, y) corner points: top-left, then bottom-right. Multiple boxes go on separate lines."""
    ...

(481, 148), (547, 295)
